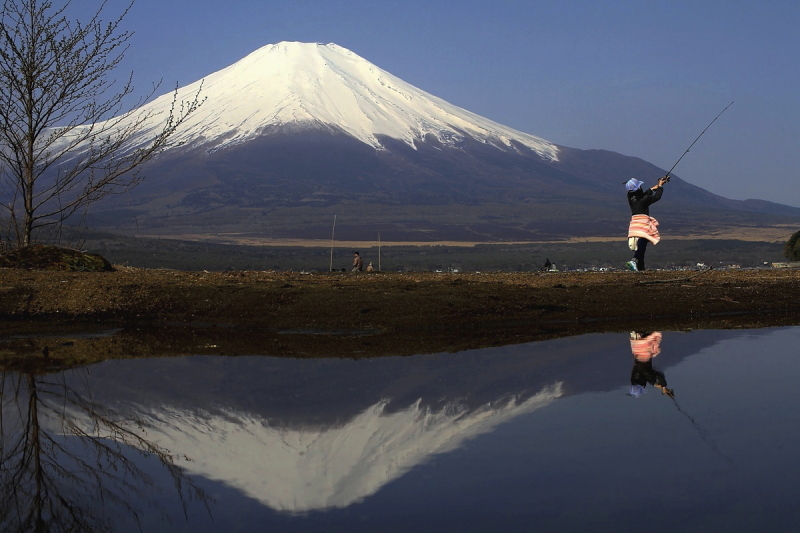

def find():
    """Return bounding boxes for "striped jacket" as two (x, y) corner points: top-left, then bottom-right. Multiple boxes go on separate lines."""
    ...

(628, 214), (660, 245)
(630, 332), (662, 362)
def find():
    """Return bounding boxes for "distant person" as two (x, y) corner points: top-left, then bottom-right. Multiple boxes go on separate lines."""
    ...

(625, 175), (668, 271)
(628, 331), (674, 398)
(366, 261), (375, 272)
(352, 251), (364, 272)
(543, 258), (552, 271)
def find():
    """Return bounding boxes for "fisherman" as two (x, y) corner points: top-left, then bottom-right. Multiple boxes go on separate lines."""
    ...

(352, 251), (364, 272)
(625, 175), (668, 271)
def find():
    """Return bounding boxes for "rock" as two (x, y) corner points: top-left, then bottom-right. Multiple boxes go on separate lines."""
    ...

(0, 245), (113, 272)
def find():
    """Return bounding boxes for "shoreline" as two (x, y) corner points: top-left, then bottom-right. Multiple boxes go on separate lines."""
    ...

(2, 267), (799, 366)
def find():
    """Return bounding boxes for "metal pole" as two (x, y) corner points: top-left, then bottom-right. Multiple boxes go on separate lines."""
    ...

(329, 215), (336, 271)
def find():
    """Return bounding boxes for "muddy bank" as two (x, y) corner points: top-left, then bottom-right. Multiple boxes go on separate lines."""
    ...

(1, 267), (799, 366)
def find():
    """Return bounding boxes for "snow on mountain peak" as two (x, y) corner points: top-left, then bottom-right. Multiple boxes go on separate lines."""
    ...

(138, 41), (559, 160)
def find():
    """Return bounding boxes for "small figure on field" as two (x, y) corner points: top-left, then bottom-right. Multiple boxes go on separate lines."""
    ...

(625, 176), (668, 271)
(352, 251), (364, 272)
(542, 258), (552, 271)
(366, 261), (374, 272)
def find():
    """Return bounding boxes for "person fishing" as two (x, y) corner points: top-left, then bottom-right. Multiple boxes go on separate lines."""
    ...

(622, 102), (733, 272)
(625, 175), (668, 271)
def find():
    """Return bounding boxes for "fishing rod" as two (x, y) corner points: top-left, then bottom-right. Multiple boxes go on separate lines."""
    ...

(663, 101), (734, 182)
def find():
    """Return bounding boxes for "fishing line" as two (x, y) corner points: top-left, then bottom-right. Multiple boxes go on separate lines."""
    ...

(668, 395), (736, 469)
(664, 101), (734, 181)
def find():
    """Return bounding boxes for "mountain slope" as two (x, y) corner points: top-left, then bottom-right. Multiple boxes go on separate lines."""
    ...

(88, 42), (800, 241)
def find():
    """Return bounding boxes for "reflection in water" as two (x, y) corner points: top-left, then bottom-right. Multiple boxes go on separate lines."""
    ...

(0, 369), (209, 533)
(628, 331), (673, 398)
(140, 383), (562, 512)
(2, 327), (799, 531)
(627, 331), (733, 467)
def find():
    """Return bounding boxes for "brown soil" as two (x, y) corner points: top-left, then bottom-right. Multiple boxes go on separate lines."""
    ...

(2, 266), (799, 369)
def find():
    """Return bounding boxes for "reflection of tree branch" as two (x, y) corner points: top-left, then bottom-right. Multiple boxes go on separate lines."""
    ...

(0, 369), (211, 532)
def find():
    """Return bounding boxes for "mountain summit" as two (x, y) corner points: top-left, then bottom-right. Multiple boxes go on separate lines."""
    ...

(138, 41), (558, 159)
(92, 42), (800, 243)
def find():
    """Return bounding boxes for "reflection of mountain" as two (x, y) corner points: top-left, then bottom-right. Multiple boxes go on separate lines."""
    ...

(86, 330), (738, 425)
(86, 334), (615, 425)
(140, 385), (561, 512)
(73, 329), (743, 513)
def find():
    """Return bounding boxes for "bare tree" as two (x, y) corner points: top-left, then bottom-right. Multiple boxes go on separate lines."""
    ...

(0, 0), (204, 248)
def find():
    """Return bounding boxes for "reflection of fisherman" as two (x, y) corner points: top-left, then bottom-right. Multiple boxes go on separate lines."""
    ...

(628, 331), (674, 398)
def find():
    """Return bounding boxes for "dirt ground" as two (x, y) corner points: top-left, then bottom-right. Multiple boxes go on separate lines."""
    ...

(1, 267), (799, 368)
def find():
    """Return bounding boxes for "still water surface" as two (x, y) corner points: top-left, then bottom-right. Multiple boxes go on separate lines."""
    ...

(2, 326), (799, 532)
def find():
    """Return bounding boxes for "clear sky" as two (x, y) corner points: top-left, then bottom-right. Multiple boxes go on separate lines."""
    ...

(79, 0), (800, 207)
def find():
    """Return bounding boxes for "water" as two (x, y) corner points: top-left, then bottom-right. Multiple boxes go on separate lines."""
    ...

(2, 327), (799, 532)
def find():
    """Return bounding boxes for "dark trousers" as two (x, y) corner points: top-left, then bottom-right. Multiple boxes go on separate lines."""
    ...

(633, 238), (649, 271)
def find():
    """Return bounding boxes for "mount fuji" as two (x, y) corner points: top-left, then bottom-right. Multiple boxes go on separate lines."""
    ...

(134, 41), (559, 159)
(89, 42), (800, 242)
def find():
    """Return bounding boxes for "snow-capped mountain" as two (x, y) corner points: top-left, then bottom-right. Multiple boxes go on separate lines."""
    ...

(88, 41), (800, 241)
(127, 41), (558, 159)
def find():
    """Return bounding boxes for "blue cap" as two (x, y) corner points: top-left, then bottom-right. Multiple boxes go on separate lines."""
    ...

(626, 178), (644, 192)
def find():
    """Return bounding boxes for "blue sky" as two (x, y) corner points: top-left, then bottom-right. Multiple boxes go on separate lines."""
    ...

(82, 0), (800, 207)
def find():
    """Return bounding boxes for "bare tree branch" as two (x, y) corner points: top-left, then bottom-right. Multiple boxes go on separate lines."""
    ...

(0, 0), (204, 247)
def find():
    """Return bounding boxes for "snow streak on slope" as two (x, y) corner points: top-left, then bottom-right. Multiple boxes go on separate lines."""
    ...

(118, 383), (562, 512)
(123, 42), (559, 160)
